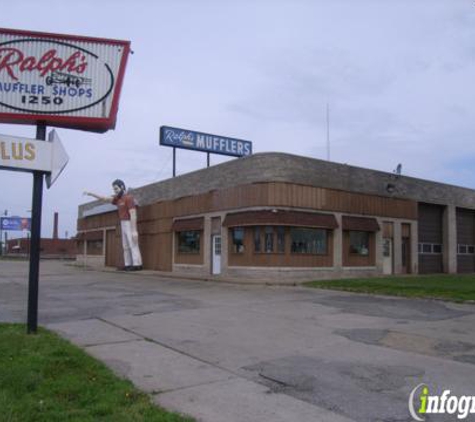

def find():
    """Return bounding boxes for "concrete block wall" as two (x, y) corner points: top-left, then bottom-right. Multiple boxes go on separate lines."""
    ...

(443, 205), (457, 274)
(79, 153), (475, 218)
(75, 254), (105, 268)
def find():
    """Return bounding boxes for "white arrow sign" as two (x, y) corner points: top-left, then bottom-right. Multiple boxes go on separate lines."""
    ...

(45, 130), (69, 188)
(0, 130), (69, 188)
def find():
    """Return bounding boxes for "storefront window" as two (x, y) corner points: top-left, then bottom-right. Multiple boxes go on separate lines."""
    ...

(290, 228), (327, 254)
(349, 231), (369, 256)
(178, 231), (201, 253)
(86, 240), (103, 255)
(254, 227), (261, 252)
(253, 226), (285, 253)
(232, 227), (245, 253)
(265, 226), (274, 252)
(277, 226), (285, 253)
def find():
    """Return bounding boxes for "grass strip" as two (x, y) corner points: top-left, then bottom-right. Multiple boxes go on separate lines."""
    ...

(0, 323), (193, 422)
(304, 274), (475, 302)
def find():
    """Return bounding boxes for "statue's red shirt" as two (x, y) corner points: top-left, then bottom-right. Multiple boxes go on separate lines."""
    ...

(112, 194), (136, 220)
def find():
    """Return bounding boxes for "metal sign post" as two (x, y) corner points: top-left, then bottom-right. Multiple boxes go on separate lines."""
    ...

(173, 147), (176, 177)
(0, 128), (69, 334)
(27, 123), (46, 334)
(0, 28), (131, 334)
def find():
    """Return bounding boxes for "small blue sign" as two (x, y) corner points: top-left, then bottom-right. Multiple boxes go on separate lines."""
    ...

(0, 217), (31, 231)
(160, 126), (252, 157)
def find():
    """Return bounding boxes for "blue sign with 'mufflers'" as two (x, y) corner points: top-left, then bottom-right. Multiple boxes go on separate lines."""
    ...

(160, 126), (252, 157)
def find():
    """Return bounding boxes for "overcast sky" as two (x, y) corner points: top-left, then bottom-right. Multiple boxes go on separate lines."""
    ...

(2, 0), (475, 239)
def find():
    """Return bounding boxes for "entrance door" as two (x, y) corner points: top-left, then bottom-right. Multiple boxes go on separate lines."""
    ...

(212, 235), (221, 275)
(105, 229), (118, 268)
(383, 238), (393, 275)
(401, 237), (411, 274)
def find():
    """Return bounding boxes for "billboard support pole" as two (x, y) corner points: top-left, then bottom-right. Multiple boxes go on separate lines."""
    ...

(207, 152), (210, 168)
(0, 210), (6, 255)
(173, 147), (176, 178)
(27, 122), (46, 334)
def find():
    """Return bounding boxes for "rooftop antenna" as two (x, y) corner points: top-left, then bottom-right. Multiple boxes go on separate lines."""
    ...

(326, 102), (330, 161)
(394, 163), (402, 176)
(387, 163), (402, 194)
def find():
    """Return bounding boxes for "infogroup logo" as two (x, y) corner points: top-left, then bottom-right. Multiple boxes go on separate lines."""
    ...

(409, 383), (475, 420)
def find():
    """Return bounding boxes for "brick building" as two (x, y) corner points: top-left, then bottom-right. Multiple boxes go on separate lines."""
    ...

(6, 212), (76, 259)
(6, 237), (77, 259)
(76, 152), (475, 282)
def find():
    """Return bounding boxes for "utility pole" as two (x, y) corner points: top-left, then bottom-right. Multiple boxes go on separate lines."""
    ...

(0, 209), (8, 255)
(326, 102), (330, 161)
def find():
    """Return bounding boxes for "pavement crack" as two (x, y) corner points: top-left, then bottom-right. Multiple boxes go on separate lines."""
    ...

(258, 373), (289, 387)
(95, 317), (241, 377)
(83, 338), (142, 348)
(151, 376), (237, 396)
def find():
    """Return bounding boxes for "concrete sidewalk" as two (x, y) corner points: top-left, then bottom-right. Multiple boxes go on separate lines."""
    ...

(49, 318), (354, 422)
(2, 260), (475, 421)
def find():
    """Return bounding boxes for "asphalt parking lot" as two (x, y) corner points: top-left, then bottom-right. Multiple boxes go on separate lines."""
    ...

(1, 260), (475, 422)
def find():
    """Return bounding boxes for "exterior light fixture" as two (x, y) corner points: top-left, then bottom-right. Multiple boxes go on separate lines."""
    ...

(386, 183), (396, 194)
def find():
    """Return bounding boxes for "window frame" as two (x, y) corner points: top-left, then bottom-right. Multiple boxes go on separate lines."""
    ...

(253, 226), (286, 254)
(264, 226), (274, 253)
(458, 244), (475, 255)
(418, 243), (443, 255)
(177, 230), (201, 254)
(348, 230), (370, 256)
(231, 227), (245, 254)
(254, 227), (261, 252)
(86, 239), (103, 255)
(277, 226), (286, 253)
(290, 227), (328, 255)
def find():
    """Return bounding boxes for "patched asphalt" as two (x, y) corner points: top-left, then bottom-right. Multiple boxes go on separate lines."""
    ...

(1, 260), (475, 422)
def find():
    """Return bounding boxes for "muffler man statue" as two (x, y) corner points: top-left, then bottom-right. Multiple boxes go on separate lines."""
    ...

(84, 179), (143, 271)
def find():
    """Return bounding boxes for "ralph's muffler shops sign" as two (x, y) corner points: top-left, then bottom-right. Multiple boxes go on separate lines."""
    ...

(0, 28), (130, 132)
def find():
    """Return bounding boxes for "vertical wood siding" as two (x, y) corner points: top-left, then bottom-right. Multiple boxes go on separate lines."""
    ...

(79, 182), (417, 269)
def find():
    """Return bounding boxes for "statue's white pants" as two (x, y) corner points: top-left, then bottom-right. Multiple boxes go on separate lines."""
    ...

(120, 220), (142, 267)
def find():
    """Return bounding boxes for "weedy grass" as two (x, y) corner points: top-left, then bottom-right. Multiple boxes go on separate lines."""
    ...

(0, 323), (193, 422)
(304, 274), (475, 302)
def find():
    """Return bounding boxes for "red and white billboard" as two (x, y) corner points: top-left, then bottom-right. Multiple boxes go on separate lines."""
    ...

(0, 28), (130, 132)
